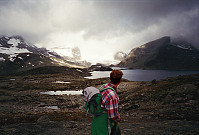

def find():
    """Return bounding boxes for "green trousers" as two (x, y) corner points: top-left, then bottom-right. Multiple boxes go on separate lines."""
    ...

(91, 113), (120, 135)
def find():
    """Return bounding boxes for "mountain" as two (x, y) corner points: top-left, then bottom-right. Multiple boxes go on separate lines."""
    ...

(118, 36), (199, 70)
(0, 36), (87, 75)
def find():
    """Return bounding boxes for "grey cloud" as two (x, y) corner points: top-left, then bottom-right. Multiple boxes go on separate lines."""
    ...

(114, 51), (127, 61)
(0, 0), (199, 48)
(72, 46), (81, 60)
(81, 0), (199, 46)
(0, 0), (53, 43)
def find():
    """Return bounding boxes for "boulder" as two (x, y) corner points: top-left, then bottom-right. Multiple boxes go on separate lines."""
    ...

(37, 115), (51, 125)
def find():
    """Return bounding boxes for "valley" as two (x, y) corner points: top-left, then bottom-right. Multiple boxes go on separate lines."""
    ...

(0, 35), (199, 134)
(0, 72), (199, 134)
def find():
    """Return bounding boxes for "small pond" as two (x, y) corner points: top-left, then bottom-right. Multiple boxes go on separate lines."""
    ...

(40, 90), (83, 95)
(44, 106), (59, 109)
(52, 81), (71, 84)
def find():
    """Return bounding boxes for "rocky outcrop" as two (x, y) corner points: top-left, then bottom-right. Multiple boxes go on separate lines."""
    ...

(88, 64), (112, 71)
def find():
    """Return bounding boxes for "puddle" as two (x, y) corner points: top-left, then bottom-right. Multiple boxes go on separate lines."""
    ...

(25, 80), (39, 83)
(40, 90), (83, 95)
(53, 81), (71, 84)
(44, 106), (59, 109)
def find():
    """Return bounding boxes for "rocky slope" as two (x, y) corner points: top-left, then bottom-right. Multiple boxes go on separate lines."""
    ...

(118, 36), (199, 70)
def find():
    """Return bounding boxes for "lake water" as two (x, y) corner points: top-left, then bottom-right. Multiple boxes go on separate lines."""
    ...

(85, 68), (199, 81)
(52, 81), (71, 84)
(40, 90), (83, 95)
(44, 106), (59, 109)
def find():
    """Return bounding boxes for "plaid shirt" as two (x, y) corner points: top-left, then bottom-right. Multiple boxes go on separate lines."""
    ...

(100, 83), (120, 122)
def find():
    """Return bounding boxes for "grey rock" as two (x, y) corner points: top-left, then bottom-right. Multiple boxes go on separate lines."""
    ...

(37, 115), (51, 125)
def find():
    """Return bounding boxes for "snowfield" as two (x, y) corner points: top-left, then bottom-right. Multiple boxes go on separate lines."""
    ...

(7, 38), (21, 47)
(0, 38), (31, 62)
(0, 39), (30, 55)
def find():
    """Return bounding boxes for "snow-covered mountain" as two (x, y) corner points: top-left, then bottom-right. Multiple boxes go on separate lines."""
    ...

(0, 36), (63, 59)
(0, 36), (87, 75)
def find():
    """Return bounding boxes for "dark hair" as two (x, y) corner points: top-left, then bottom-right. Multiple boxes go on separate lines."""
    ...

(110, 70), (123, 84)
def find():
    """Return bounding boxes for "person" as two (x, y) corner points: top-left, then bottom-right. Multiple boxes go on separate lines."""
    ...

(91, 69), (123, 135)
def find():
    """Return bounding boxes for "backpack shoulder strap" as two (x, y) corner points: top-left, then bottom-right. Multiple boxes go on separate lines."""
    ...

(100, 87), (116, 93)
(98, 83), (107, 90)
(99, 84), (116, 93)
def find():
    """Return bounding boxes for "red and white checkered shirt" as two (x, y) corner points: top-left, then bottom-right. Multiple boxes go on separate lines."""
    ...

(100, 83), (120, 122)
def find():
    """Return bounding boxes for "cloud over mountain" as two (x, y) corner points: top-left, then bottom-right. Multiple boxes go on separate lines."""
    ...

(0, 0), (199, 63)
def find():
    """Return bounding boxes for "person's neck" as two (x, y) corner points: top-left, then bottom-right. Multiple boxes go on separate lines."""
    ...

(110, 82), (119, 88)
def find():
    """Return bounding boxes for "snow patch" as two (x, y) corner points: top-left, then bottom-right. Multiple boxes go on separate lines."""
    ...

(18, 56), (23, 60)
(0, 38), (30, 56)
(7, 38), (21, 47)
(50, 58), (65, 64)
(0, 46), (30, 55)
(52, 47), (73, 57)
(176, 45), (192, 50)
(0, 57), (5, 62)
(8, 54), (18, 62)
(76, 69), (82, 72)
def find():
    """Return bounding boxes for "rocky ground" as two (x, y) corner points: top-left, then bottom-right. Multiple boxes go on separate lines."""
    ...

(0, 72), (199, 134)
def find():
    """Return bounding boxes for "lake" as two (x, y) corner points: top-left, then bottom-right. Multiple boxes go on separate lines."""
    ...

(41, 90), (83, 95)
(85, 68), (199, 81)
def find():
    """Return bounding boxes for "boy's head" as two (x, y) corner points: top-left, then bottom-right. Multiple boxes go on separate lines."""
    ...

(110, 70), (123, 85)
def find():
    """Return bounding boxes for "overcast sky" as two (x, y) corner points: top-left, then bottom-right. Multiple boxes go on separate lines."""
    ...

(0, 0), (199, 64)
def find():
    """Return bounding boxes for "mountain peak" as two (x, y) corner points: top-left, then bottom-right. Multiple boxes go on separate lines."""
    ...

(10, 35), (24, 41)
(0, 35), (25, 41)
(141, 36), (170, 48)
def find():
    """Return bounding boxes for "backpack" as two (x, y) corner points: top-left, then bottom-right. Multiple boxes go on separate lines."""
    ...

(83, 84), (116, 116)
